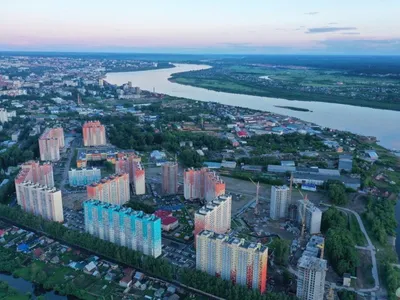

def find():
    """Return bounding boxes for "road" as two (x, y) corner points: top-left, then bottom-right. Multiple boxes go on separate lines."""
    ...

(321, 203), (380, 294)
(59, 138), (78, 191)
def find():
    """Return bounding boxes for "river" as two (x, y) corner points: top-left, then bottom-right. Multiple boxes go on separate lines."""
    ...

(0, 273), (67, 299)
(106, 64), (400, 150)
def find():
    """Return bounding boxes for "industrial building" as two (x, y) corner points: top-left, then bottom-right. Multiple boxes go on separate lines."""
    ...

(86, 173), (130, 205)
(39, 127), (64, 162)
(84, 200), (161, 258)
(196, 230), (268, 293)
(270, 185), (291, 220)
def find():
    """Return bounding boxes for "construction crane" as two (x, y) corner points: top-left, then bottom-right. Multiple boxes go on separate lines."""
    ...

(297, 189), (308, 242)
(316, 241), (325, 259)
(249, 177), (260, 215)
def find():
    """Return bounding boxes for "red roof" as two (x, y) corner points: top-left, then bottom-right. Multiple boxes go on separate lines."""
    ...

(162, 216), (178, 226)
(155, 210), (172, 218)
(33, 248), (44, 258)
(0, 229), (6, 237)
(237, 131), (247, 137)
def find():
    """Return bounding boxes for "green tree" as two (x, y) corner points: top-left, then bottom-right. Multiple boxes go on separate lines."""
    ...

(269, 239), (290, 266)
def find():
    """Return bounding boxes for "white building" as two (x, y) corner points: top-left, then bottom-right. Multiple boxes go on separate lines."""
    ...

(68, 168), (101, 187)
(297, 199), (322, 234)
(296, 255), (327, 300)
(270, 185), (291, 220)
(0, 108), (16, 123)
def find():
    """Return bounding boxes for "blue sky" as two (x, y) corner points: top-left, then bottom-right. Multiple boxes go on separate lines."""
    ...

(1, 0), (399, 54)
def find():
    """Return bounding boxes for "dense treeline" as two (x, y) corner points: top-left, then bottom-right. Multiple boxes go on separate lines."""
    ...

(105, 115), (229, 152)
(363, 196), (397, 244)
(325, 180), (348, 205)
(0, 205), (293, 300)
(322, 207), (359, 276)
(247, 133), (326, 155)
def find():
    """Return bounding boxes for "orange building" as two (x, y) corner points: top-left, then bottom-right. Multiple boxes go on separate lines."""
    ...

(87, 173), (130, 205)
(184, 167), (225, 202)
(82, 121), (106, 146)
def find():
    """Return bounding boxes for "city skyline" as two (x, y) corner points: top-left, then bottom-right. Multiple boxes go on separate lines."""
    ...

(1, 0), (399, 55)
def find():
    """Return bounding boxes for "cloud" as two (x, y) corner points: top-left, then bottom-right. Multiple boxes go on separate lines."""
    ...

(305, 12), (319, 15)
(341, 32), (360, 35)
(306, 27), (357, 34)
(328, 22), (338, 25)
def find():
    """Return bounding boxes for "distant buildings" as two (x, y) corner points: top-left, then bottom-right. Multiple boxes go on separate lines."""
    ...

(184, 168), (225, 202)
(0, 108), (16, 123)
(68, 168), (101, 187)
(15, 161), (63, 222)
(194, 195), (231, 238)
(82, 121), (106, 146)
(162, 162), (178, 195)
(270, 185), (291, 220)
(39, 127), (65, 162)
(297, 199), (322, 234)
(196, 230), (268, 293)
(87, 173), (130, 205)
(84, 200), (161, 258)
(115, 154), (145, 195)
(338, 155), (353, 172)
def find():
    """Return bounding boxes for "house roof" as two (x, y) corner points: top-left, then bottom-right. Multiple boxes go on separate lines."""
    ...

(162, 216), (178, 226)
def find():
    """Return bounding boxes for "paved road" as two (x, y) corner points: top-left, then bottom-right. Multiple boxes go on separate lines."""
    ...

(321, 203), (380, 293)
(59, 138), (77, 191)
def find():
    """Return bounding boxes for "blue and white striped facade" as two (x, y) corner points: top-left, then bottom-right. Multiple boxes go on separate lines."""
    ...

(84, 199), (162, 258)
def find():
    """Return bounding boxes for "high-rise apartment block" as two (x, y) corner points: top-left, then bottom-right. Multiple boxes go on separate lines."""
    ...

(84, 199), (161, 258)
(297, 199), (322, 234)
(162, 162), (178, 195)
(297, 256), (327, 300)
(15, 161), (63, 222)
(87, 173), (130, 205)
(82, 121), (106, 146)
(115, 154), (145, 195)
(296, 236), (327, 300)
(270, 185), (291, 220)
(184, 168), (225, 202)
(68, 168), (101, 187)
(39, 127), (64, 162)
(196, 230), (268, 293)
(194, 195), (232, 238)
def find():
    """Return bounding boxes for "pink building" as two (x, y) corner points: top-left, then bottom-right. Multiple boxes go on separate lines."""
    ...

(15, 161), (63, 222)
(82, 121), (106, 147)
(115, 154), (145, 195)
(184, 167), (225, 202)
(162, 162), (178, 195)
(87, 173), (130, 205)
(39, 127), (64, 161)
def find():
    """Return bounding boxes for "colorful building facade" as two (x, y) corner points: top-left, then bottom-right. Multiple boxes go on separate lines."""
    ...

(84, 199), (161, 258)
(196, 230), (268, 293)
(86, 173), (130, 205)
(161, 162), (178, 195)
(194, 195), (231, 238)
(115, 154), (145, 195)
(39, 127), (64, 162)
(15, 161), (63, 222)
(68, 168), (101, 187)
(184, 167), (225, 202)
(82, 121), (106, 146)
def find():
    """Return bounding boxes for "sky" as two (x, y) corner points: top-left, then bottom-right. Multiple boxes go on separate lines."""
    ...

(1, 0), (399, 55)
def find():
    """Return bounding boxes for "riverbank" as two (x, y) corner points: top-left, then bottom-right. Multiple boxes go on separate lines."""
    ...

(168, 66), (400, 112)
(106, 64), (400, 150)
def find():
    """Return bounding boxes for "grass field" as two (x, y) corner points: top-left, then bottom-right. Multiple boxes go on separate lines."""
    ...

(170, 64), (400, 111)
